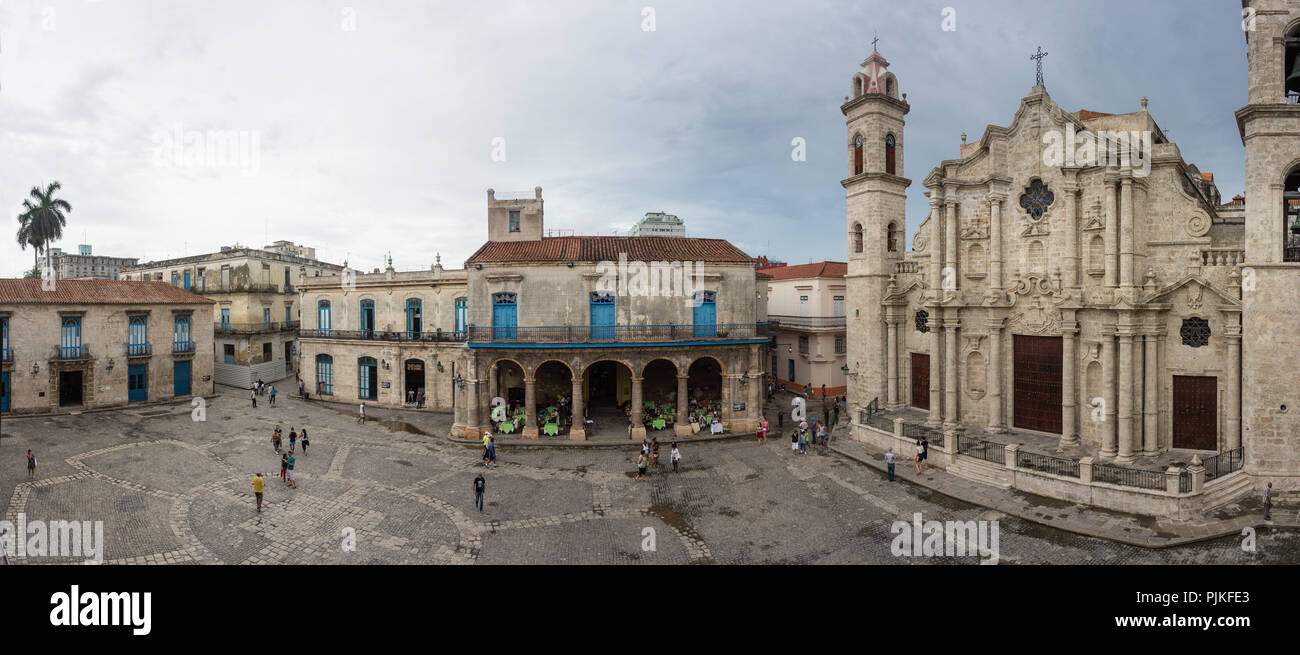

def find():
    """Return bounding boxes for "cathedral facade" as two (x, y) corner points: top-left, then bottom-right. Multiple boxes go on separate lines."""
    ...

(844, 12), (1300, 490)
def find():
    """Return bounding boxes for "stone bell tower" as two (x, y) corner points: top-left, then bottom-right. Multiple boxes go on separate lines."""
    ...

(844, 46), (909, 414)
(1238, 0), (1300, 489)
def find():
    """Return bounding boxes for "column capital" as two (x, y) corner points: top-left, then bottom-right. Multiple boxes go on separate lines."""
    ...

(986, 192), (1007, 204)
(942, 318), (962, 329)
(985, 317), (1005, 331)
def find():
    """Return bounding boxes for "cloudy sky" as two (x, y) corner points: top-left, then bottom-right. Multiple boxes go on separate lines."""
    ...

(1, 0), (1247, 276)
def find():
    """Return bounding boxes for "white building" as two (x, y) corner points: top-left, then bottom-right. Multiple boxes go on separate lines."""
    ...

(628, 212), (686, 237)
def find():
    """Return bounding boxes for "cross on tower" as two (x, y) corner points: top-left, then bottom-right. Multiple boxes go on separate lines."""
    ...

(872, 31), (879, 52)
(1030, 46), (1049, 87)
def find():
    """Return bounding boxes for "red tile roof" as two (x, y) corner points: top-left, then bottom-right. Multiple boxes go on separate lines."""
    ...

(0, 279), (215, 305)
(759, 261), (847, 280)
(1075, 110), (1115, 121)
(466, 236), (753, 264)
(1200, 172), (1214, 182)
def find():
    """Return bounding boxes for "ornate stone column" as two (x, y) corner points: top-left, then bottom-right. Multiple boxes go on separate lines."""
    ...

(630, 376), (645, 439)
(886, 317), (899, 407)
(943, 317), (959, 430)
(1104, 178), (1118, 289)
(1143, 331), (1159, 457)
(523, 376), (538, 440)
(467, 379), (480, 434)
(1100, 329), (1117, 458)
(928, 321), (943, 426)
(676, 374), (689, 425)
(1116, 329), (1135, 464)
(986, 317), (1005, 433)
(945, 198), (959, 292)
(570, 377), (585, 441)
(1061, 322), (1079, 447)
(929, 197), (944, 295)
(988, 194), (1005, 292)
(1062, 182), (1079, 289)
(1226, 322), (1242, 450)
(1120, 176), (1135, 290)
(488, 363), (498, 402)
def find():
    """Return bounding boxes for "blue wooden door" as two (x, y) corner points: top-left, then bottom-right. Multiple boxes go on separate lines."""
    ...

(1, 372), (9, 412)
(492, 293), (517, 340)
(183, 272), (191, 290)
(173, 360), (191, 397)
(128, 365), (148, 402)
(360, 301), (375, 336)
(590, 292), (615, 339)
(692, 292), (716, 337)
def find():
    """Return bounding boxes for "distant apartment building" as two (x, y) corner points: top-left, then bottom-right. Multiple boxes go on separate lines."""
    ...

(122, 241), (346, 388)
(38, 245), (138, 280)
(628, 212), (686, 237)
(763, 261), (847, 399)
(0, 279), (214, 415)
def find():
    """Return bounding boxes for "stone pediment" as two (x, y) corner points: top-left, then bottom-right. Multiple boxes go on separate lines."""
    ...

(1142, 275), (1241, 309)
(959, 219), (988, 240)
(912, 214), (932, 252)
(883, 277), (925, 304)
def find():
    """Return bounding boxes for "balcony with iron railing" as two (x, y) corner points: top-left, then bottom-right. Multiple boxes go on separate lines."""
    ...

(299, 329), (464, 343)
(215, 321), (299, 334)
(768, 315), (847, 329)
(173, 341), (196, 354)
(126, 342), (153, 357)
(1, 346), (12, 363)
(53, 345), (90, 361)
(464, 322), (772, 344)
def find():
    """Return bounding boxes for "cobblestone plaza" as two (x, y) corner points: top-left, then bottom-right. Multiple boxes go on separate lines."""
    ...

(0, 389), (1291, 565)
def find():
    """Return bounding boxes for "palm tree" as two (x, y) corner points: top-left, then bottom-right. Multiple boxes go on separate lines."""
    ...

(16, 181), (72, 274)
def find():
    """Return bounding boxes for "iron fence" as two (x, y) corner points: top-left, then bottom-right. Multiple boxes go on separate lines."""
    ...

(54, 345), (89, 360)
(957, 435), (1003, 464)
(1, 347), (12, 362)
(1179, 469), (1193, 493)
(172, 341), (195, 354)
(1202, 446), (1245, 482)
(299, 329), (463, 343)
(904, 422), (945, 449)
(1091, 462), (1166, 490)
(125, 343), (152, 357)
(1015, 450), (1081, 478)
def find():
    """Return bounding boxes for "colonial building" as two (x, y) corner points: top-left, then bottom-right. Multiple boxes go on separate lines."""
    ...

(449, 187), (770, 440)
(39, 244), (138, 280)
(123, 242), (345, 388)
(0, 279), (214, 414)
(296, 259), (468, 409)
(763, 261), (847, 398)
(845, 45), (1251, 464)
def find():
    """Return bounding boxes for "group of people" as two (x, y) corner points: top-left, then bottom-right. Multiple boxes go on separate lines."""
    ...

(405, 388), (426, 409)
(271, 424), (310, 490)
(634, 437), (681, 479)
(787, 419), (829, 455)
(250, 379), (278, 408)
(480, 432), (498, 467)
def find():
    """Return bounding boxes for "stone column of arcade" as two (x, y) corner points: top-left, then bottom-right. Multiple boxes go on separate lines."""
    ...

(522, 376), (538, 440)
(675, 375), (690, 437)
(630, 377), (645, 439)
(570, 377), (585, 441)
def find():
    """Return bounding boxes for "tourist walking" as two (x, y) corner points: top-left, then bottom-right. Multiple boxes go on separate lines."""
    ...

(357, 402), (366, 424)
(272, 426), (282, 453)
(914, 442), (924, 474)
(251, 388), (257, 408)
(635, 452), (648, 480)
(288, 428), (297, 453)
(26, 450), (36, 479)
(252, 473), (265, 512)
(280, 453), (288, 481)
(777, 409), (784, 429)
(285, 453), (297, 488)
(832, 404), (839, 428)
(817, 422), (827, 446)
(886, 448), (896, 481)
(300, 428), (309, 455)
(416, 389), (425, 409)
(474, 473), (486, 512)
(486, 436), (497, 468)
(791, 428), (799, 454)
(269, 385), (277, 407)
(757, 418), (768, 443)
(671, 442), (681, 473)
(919, 436), (929, 471)
(1264, 482), (1273, 521)
(651, 439), (661, 471)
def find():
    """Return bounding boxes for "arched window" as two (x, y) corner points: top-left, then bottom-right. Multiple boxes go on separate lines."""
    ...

(967, 243), (987, 277)
(316, 354), (334, 395)
(1286, 24), (1300, 103)
(853, 223), (864, 254)
(1087, 234), (1105, 275)
(1285, 168), (1300, 262)
(454, 297), (468, 338)
(405, 298), (422, 336)
(885, 134), (896, 175)
(317, 300), (331, 334)
(887, 222), (899, 253)
(853, 134), (864, 176)
(1027, 240), (1045, 273)
(885, 76), (895, 98)
(359, 299), (375, 336)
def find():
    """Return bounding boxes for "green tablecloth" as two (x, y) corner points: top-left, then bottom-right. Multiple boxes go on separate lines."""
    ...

(499, 421), (515, 433)
(543, 422), (559, 436)
(652, 418), (666, 430)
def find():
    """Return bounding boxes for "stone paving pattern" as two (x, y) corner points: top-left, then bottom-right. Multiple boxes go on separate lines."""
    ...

(0, 386), (1295, 564)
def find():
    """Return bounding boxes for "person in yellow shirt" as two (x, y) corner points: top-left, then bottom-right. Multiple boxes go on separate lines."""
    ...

(251, 473), (265, 512)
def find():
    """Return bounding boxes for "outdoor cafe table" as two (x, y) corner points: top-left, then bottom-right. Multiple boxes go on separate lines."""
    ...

(652, 418), (666, 430)
(499, 420), (516, 434)
(543, 422), (559, 436)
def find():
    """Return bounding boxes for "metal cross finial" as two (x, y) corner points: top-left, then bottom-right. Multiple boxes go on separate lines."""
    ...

(872, 30), (879, 52)
(1031, 46), (1049, 87)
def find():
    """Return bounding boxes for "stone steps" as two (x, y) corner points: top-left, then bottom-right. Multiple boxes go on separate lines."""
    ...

(946, 455), (1012, 489)
(1200, 473), (1254, 510)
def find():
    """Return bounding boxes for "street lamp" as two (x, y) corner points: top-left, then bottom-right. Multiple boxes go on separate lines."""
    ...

(31, 362), (40, 375)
